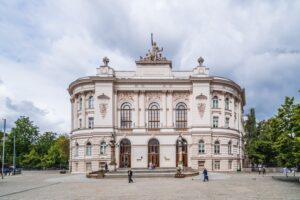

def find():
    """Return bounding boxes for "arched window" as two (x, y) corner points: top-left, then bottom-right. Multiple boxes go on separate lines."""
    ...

(100, 141), (106, 155)
(228, 141), (232, 155)
(121, 103), (132, 128)
(148, 103), (160, 128)
(225, 98), (229, 110)
(198, 140), (205, 154)
(75, 143), (79, 157)
(86, 142), (92, 156)
(212, 96), (218, 108)
(88, 96), (94, 109)
(78, 97), (83, 111)
(214, 141), (220, 154)
(175, 103), (187, 128)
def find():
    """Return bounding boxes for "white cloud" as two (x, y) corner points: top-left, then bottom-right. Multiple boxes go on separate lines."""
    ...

(0, 0), (300, 132)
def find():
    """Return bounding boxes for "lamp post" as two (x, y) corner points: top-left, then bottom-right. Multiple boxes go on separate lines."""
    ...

(109, 132), (117, 171)
(13, 132), (16, 175)
(1, 119), (6, 179)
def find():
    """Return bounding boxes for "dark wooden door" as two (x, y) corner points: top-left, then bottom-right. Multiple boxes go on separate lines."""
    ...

(119, 139), (131, 168)
(148, 139), (160, 167)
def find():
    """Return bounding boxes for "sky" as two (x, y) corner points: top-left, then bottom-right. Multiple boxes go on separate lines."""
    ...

(0, 0), (299, 133)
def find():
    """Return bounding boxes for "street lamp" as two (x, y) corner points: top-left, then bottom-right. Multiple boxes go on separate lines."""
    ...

(1, 119), (6, 179)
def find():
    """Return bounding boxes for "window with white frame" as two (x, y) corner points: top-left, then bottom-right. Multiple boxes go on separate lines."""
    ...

(75, 143), (79, 157)
(121, 103), (132, 128)
(228, 141), (232, 155)
(225, 98), (229, 110)
(214, 160), (220, 170)
(198, 140), (205, 154)
(225, 117), (230, 128)
(78, 97), (82, 111)
(214, 141), (220, 154)
(86, 142), (92, 156)
(148, 103), (160, 128)
(212, 96), (219, 108)
(79, 118), (82, 129)
(88, 96), (94, 109)
(175, 102), (187, 128)
(228, 160), (232, 169)
(213, 116), (219, 128)
(88, 117), (94, 129)
(100, 141), (106, 155)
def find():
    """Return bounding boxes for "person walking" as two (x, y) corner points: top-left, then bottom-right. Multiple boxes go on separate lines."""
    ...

(128, 168), (133, 183)
(105, 163), (108, 173)
(203, 168), (209, 182)
(262, 166), (266, 176)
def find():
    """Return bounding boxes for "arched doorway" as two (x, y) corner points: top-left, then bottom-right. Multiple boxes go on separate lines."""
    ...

(148, 138), (160, 167)
(176, 138), (188, 167)
(119, 139), (131, 168)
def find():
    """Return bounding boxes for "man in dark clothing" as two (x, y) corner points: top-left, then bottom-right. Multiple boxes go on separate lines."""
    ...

(105, 163), (108, 173)
(203, 168), (209, 182)
(128, 168), (133, 183)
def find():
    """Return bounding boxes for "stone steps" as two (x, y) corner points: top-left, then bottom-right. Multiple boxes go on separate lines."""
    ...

(103, 167), (199, 178)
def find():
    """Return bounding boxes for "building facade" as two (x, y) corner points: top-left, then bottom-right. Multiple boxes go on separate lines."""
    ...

(68, 38), (246, 173)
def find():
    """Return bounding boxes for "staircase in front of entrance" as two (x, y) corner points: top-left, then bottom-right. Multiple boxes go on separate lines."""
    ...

(104, 167), (199, 178)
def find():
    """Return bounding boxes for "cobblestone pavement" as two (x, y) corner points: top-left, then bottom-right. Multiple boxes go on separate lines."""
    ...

(0, 171), (299, 200)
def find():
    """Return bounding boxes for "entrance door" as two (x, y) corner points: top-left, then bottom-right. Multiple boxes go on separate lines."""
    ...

(176, 138), (188, 167)
(148, 138), (160, 167)
(119, 139), (131, 168)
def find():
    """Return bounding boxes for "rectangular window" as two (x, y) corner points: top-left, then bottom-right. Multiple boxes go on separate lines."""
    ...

(225, 117), (229, 128)
(213, 116), (219, 128)
(88, 117), (94, 129)
(228, 160), (232, 169)
(214, 160), (220, 170)
(86, 162), (92, 172)
(79, 119), (82, 129)
(75, 162), (78, 171)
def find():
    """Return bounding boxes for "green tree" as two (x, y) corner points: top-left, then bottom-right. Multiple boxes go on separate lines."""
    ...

(273, 97), (300, 167)
(21, 148), (41, 168)
(36, 132), (57, 155)
(5, 116), (39, 167)
(42, 135), (69, 168)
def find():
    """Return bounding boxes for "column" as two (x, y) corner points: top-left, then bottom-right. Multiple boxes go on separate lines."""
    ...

(114, 91), (117, 128)
(139, 91), (145, 128)
(134, 91), (139, 128)
(82, 92), (86, 128)
(162, 91), (167, 128)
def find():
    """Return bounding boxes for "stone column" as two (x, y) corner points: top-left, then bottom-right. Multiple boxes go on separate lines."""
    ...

(114, 91), (117, 128)
(134, 91), (139, 128)
(139, 91), (145, 128)
(162, 91), (167, 128)
(82, 92), (86, 128)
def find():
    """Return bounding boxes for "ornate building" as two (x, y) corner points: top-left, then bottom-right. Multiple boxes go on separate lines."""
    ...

(68, 36), (246, 173)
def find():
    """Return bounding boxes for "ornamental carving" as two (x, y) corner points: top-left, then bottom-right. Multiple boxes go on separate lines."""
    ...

(99, 103), (107, 119)
(118, 92), (134, 102)
(146, 92), (161, 103)
(196, 94), (207, 118)
(197, 103), (206, 118)
(173, 92), (190, 102)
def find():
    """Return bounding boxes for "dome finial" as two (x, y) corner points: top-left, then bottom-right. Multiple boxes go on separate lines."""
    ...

(198, 57), (204, 66)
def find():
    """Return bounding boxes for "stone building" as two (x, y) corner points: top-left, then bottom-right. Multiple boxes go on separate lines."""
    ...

(68, 36), (246, 173)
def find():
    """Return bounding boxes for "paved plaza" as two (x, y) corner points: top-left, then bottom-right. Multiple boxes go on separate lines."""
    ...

(0, 171), (299, 200)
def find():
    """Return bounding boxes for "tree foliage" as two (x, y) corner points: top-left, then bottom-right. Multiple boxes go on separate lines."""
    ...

(2, 116), (69, 169)
(245, 96), (300, 168)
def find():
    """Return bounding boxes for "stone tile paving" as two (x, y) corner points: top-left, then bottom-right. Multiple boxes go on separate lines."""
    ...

(0, 171), (299, 200)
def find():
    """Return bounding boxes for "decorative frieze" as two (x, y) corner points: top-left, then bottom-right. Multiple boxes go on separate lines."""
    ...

(146, 92), (162, 103)
(118, 92), (135, 102)
(173, 92), (190, 102)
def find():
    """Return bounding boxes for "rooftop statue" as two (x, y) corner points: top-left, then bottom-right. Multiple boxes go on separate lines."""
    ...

(140, 33), (167, 61)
